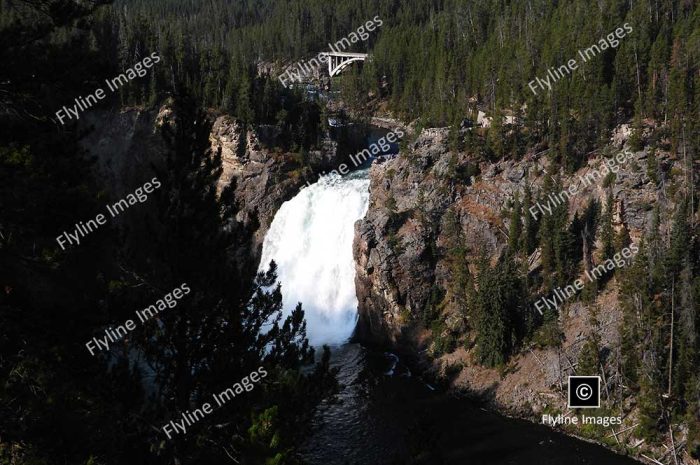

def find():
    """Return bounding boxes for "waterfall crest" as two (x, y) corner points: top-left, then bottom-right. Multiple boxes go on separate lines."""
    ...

(259, 170), (370, 346)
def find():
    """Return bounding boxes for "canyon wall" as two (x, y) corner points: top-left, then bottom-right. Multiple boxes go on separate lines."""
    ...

(353, 125), (684, 455)
(80, 106), (340, 278)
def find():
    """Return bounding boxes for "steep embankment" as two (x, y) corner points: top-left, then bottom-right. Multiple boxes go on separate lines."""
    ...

(353, 124), (685, 458)
(80, 106), (340, 278)
(354, 126), (663, 344)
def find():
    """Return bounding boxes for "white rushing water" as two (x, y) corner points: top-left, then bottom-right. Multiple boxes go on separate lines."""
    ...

(258, 170), (370, 346)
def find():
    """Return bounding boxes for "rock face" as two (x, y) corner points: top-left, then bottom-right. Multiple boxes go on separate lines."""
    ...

(353, 125), (678, 366)
(209, 114), (339, 276)
(351, 124), (699, 465)
(353, 128), (456, 347)
(352, 125), (693, 464)
(209, 115), (301, 274)
(82, 107), (341, 279)
(81, 108), (167, 199)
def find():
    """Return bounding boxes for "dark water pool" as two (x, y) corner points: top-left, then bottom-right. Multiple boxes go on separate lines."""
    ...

(300, 343), (639, 465)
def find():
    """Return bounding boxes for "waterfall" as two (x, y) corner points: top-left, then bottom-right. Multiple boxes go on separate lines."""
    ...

(258, 170), (370, 346)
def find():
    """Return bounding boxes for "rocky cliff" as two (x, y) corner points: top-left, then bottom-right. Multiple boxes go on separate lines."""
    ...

(208, 115), (339, 276)
(353, 124), (687, 457)
(354, 127), (668, 344)
(81, 106), (341, 278)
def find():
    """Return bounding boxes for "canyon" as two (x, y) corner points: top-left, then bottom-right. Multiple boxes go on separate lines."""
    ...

(80, 106), (689, 462)
(352, 123), (689, 460)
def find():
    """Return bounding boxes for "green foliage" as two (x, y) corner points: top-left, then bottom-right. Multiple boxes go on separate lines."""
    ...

(385, 195), (398, 214)
(472, 257), (527, 367)
(617, 197), (699, 446)
(519, 182), (538, 256)
(602, 172), (616, 188)
(445, 152), (481, 186)
(2, 0), (699, 460)
(423, 285), (457, 358)
(537, 165), (576, 288)
(342, 0), (696, 163)
(83, 0), (700, 166)
(248, 405), (304, 465)
(532, 319), (563, 349)
(249, 406), (281, 449)
(686, 378), (700, 459)
(0, 2), (337, 458)
(429, 319), (458, 357)
(577, 336), (601, 377)
(646, 148), (660, 185)
(442, 209), (471, 318)
(422, 285), (446, 327)
(636, 369), (663, 441)
(628, 96), (645, 151)
(599, 192), (616, 262)
(508, 193), (522, 254)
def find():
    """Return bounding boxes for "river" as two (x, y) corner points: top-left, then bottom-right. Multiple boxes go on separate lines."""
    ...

(258, 128), (640, 465)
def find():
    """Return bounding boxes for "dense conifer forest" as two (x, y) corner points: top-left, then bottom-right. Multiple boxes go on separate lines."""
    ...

(0, 0), (698, 463)
(1, 1), (335, 464)
(96, 0), (699, 168)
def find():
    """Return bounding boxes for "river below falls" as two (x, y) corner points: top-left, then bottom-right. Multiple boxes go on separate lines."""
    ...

(258, 125), (640, 465)
(299, 343), (639, 465)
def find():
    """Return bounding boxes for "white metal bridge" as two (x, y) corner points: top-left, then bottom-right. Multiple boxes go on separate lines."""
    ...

(319, 52), (368, 77)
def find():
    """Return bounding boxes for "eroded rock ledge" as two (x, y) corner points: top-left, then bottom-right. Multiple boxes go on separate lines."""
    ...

(82, 106), (342, 279)
(352, 123), (687, 458)
(354, 127), (668, 346)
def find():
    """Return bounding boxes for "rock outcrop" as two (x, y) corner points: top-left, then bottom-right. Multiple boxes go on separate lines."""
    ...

(209, 114), (339, 276)
(354, 128), (673, 348)
(352, 123), (692, 459)
(81, 106), (342, 279)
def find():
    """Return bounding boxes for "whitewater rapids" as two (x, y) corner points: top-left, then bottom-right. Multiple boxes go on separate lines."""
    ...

(258, 170), (370, 346)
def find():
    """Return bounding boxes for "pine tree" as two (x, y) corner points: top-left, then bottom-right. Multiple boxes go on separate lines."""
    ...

(473, 256), (525, 367)
(619, 241), (652, 387)
(629, 95), (645, 151)
(508, 193), (522, 254)
(443, 209), (470, 319)
(140, 94), (322, 462)
(538, 167), (557, 287)
(236, 72), (255, 123)
(486, 109), (505, 159)
(520, 181), (537, 255)
(600, 191), (616, 262)
(637, 362), (663, 441)
(666, 200), (690, 276)
(577, 335), (601, 377)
